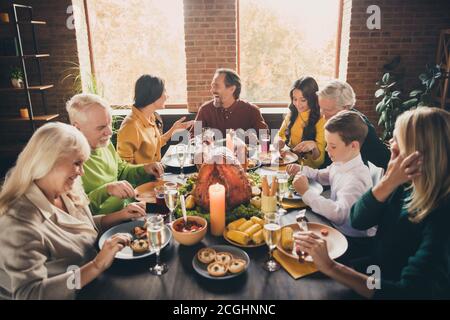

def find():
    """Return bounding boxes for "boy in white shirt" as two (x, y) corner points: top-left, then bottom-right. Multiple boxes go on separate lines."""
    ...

(288, 111), (377, 243)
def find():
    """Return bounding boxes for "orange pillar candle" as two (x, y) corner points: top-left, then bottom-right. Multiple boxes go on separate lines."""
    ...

(209, 183), (225, 236)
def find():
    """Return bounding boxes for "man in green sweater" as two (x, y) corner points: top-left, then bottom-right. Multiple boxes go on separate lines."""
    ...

(66, 93), (164, 215)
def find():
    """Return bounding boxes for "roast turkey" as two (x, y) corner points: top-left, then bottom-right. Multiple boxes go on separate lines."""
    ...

(193, 146), (252, 210)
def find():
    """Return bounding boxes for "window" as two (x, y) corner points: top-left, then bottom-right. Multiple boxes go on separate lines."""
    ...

(80, 0), (187, 106)
(239, 0), (340, 103)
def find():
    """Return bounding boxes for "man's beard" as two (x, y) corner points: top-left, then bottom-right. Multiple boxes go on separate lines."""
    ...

(213, 96), (223, 108)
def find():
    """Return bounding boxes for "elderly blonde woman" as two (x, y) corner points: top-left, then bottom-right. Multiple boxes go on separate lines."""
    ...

(0, 122), (144, 299)
(317, 80), (390, 170)
(66, 93), (164, 215)
(295, 108), (450, 299)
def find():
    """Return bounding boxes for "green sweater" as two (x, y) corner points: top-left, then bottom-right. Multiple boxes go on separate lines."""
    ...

(81, 142), (155, 215)
(350, 186), (450, 299)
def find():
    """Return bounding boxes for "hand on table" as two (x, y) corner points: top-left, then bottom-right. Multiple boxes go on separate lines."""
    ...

(286, 164), (301, 176)
(120, 202), (146, 221)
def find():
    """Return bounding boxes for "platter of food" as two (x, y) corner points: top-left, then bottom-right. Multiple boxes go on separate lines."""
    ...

(223, 216), (265, 248)
(98, 218), (172, 260)
(276, 222), (348, 262)
(192, 245), (250, 279)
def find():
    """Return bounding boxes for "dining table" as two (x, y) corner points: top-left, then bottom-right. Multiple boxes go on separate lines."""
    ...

(77, 145), (357, 300)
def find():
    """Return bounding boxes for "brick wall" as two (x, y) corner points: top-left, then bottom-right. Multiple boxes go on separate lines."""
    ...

(183, 0), (237, 112)
(343, 0), (450, 127)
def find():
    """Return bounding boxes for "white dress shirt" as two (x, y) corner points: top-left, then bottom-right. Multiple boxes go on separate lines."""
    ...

(301, 154), (377, 238)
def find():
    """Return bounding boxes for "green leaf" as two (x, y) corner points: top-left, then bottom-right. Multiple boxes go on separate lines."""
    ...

(392, 91), (401, 97)
(378, 112), (386, 126)
(382, 73), (390, 84)
(402, 98), (418, 110)
(376, 100), (386, 113)
(375, 89), (385, 98)
(409, 90), (422, 97)
(419, 73), (428, 84)
(386, 82), (397, 88)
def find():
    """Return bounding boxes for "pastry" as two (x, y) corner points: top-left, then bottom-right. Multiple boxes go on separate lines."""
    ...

(207, 262), (228, 277)
(228, 259), (246, 273)
(215, 252), (233, 266)
(320, 228), (329, 236)
(130, 239), (149, 254)
(226, 229), (250, 245)
(197, 248), (216, 264)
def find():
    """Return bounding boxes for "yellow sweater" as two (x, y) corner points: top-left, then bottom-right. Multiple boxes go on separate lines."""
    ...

(117, 106), (166, 164)
(278, 110), (326, 168)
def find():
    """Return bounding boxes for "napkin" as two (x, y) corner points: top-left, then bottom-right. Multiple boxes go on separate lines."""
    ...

(273, 249), (317, 279)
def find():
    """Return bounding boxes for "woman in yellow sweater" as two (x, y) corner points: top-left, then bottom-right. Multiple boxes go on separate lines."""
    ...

(275, 76), (326, 168)
(117, 75), (193, 164)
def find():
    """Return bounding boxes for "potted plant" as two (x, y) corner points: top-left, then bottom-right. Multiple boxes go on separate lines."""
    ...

(375, 62), (442, 141)
(10, 66), (24, 88)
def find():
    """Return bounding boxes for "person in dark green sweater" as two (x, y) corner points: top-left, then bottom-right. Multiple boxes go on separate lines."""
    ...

(317, 80), (390, 170)
(295, 107), (450, 299)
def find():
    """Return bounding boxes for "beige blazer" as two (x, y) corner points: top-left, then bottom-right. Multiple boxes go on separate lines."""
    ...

(0, 183), (103, 300)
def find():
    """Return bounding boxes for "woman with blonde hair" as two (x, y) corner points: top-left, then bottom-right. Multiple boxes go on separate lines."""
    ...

(295, 107), (450, 299)
(0, 122), (141, 299)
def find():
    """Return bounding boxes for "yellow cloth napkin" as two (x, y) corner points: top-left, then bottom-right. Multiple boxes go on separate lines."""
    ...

(273, 249), (317, 279)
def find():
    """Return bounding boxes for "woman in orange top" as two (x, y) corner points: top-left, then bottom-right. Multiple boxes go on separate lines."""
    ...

(117, 75), (193, 164)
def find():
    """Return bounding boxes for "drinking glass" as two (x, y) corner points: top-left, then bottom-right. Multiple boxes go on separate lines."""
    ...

(147, 215), (168, 275)
(164, 182), (179, 225)
(176, 144), (187, 180)
(262, 212), (281, 272)
(276, 173), (289, 216)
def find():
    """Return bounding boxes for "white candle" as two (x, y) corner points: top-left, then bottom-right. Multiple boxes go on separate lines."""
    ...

(209, 183), (226, 236)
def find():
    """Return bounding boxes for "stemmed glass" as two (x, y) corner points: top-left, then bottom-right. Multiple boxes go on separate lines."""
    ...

(147, 215), (168, 275)
(176, 144), (187, 181)
(276, 173), (289, 216)
(262, 212), (281, 272)
(163, 182), (179, 225)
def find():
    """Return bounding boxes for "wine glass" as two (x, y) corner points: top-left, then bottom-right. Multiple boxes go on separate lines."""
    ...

(164, 182), (179, 225)
(176, 144), (187, 181)
(147, 215), (168, 275)
(262, 212), (281, 272)
(276, 173), (289, 216)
